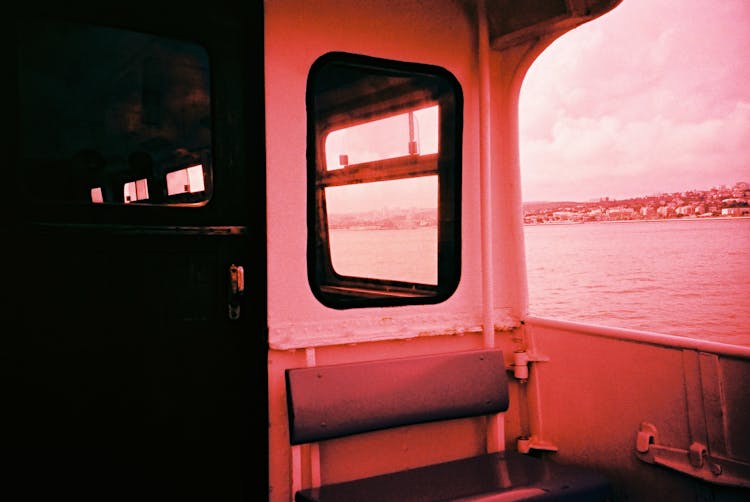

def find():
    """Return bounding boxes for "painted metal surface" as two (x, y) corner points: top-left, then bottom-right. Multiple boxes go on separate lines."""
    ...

(265, 1), (749, 500)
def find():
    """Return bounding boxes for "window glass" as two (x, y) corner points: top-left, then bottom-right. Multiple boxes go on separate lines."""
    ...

(307, 53), (461, 309)
(326, 177), (438, 285)
(325, 106), (439, 168)
(17, 18), (212, 205)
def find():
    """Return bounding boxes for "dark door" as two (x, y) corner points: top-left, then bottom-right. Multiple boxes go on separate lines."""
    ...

(5, 4), (266, 501)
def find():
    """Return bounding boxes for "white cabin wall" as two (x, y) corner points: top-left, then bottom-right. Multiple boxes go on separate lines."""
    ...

(263, 1), (649, 500)
(264, 1), (516, 499)
(264, 0), (486, 350)
(487, 43), (528, 329)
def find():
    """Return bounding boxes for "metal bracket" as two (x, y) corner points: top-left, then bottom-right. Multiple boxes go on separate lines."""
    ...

(517, 435), (558, 454)
(511, 351), (550, 381)
(635, 422), (750, 488)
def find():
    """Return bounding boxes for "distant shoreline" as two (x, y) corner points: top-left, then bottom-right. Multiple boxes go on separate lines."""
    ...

(524, 216), (750, 226)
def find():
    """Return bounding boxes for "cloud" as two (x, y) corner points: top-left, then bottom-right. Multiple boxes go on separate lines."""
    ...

(520, 0), (750, 201)
(523, 101), (750, 201)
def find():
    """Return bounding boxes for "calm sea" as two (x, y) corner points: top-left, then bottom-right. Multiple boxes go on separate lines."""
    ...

(524, 218), (750, 346)
(331, 218), (750, 346)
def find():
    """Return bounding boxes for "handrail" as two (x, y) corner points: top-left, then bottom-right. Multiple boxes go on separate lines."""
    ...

(525, 315), (750, 359)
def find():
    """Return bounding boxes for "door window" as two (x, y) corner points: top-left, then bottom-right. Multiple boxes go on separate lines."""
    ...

(17, 18), (212, 206)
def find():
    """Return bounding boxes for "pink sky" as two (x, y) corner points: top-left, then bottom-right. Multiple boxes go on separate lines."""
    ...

(519, 0), (750, 202)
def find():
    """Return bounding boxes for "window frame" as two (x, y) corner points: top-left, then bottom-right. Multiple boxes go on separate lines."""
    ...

(306, 52), (462, 309)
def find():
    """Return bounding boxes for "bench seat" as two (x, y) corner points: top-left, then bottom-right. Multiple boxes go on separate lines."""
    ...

(286, 349), (612, 502)
(295, 451), (611, 502)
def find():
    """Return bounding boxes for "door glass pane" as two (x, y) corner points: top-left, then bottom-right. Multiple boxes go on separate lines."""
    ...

(17, 18), (212, 205)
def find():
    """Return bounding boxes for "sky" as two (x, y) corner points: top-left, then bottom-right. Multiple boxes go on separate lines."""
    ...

(519, 0), (750, 202)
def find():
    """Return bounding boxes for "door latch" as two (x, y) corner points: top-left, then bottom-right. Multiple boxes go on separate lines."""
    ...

(635, 421), (750, 488)
(228, 264), (244, 320)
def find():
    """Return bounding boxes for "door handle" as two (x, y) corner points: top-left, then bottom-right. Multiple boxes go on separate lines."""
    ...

(228, 264), (244, 320)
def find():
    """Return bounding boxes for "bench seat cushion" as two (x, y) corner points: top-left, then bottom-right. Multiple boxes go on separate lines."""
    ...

(295, 451), (612, 502)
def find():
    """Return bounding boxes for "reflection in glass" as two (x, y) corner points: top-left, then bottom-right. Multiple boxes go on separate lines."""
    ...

(167, 165), (207, 196)
(17, 19), (212, 205)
